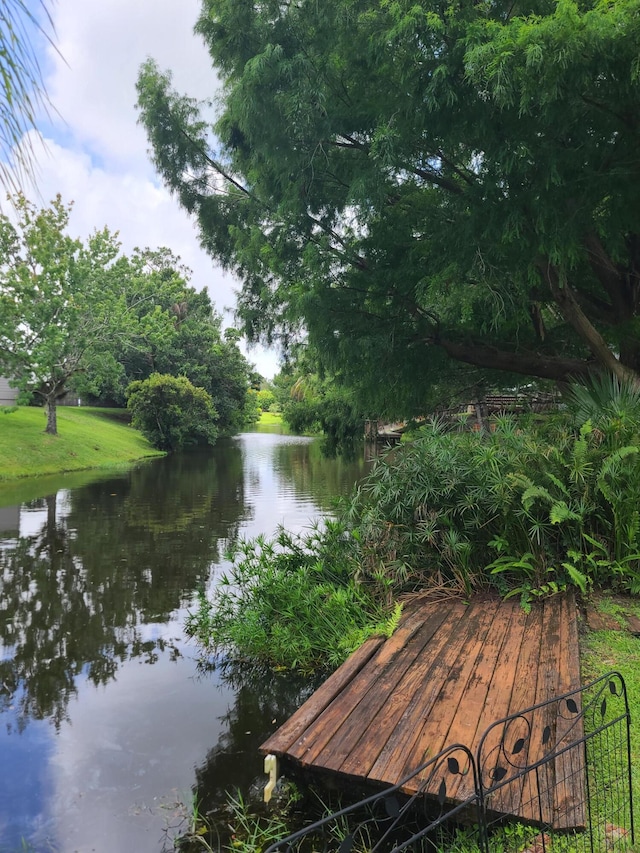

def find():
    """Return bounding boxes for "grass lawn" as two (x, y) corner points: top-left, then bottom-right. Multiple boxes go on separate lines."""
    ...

(580, 592), (640, 813)
(258, 411), (283, 425)
(0, 405), (164, 482)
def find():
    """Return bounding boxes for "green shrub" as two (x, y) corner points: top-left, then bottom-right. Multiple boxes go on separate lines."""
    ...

(256, 387), (276, 412)
(186, 523), (401, 673)
(126, 373), (218, 451)
(188, 376), (640, 672)
(342, 381), (640, 604)
(343, 417), (556, 599)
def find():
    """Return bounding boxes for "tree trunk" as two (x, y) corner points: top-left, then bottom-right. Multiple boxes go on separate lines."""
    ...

(538, 259), (639, 383)
(45, 396), (58, 435)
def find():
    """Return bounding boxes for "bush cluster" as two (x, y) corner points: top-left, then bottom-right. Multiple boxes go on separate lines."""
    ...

(186, 524), (401, 674)
(126, 373), (218, 451)
(345, 378), (640, 607)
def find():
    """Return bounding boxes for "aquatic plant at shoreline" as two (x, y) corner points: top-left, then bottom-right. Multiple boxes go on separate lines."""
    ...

(186, 523), (401, 673)
(189, 377), (640, 664)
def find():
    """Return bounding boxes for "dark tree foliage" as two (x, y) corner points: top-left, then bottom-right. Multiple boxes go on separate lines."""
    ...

(137, 0), (640, 417)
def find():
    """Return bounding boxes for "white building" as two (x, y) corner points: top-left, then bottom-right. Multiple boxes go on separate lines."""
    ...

(0, 376), (18, 406)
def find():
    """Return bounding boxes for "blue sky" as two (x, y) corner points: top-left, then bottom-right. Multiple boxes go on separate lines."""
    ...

(7, 0), (280, 378)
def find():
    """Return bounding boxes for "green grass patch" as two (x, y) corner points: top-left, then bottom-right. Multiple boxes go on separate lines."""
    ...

(587, 590), (639, 626)
(581, 594), (640, 813)
(258, 411), (283, 425)
(0, 405), (164, 482)
(256, 410), (322, 435)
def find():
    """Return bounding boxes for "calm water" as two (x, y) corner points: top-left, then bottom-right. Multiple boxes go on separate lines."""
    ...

(0, 430), (370, 852)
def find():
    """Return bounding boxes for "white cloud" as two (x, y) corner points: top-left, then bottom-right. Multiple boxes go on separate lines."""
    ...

(9, 0), (281, 378)
(44, 0), (215, 172)
(28, 132), (236, 305)
(46, 644), (237, 853)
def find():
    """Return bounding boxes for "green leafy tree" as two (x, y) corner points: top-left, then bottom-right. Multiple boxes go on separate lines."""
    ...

(77, 257), (254, 435)
(273, 349), (364, 444)
(243, 387), (261, 425)
(256, 386), (276, 413)
(198, 328), (256, 434)
(0, 195), (166, 435)
(137, 0), (640, 417)
(126, 372), (218, 451)
(0, 195), (253, 438)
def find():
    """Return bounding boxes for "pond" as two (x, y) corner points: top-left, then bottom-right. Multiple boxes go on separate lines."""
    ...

(0, 429), (371, 852)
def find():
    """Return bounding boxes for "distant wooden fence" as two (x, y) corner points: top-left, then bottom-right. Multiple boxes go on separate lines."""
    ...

(366, 393), (560, 440)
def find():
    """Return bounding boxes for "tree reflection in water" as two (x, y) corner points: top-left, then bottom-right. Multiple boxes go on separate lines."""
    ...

(0, 433), (371, 851)
(0, 446), (246, 731)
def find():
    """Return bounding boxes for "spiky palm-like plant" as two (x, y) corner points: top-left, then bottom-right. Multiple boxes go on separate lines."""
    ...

(0, 1), (58, 192)
(566, 374), (640, 446)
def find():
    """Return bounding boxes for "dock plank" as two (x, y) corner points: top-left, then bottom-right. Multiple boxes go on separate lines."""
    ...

(305, 602), (458, 772)
(365, 598), (486, 785)
(387, 598), (499, 787)
(260, 635), (385, 756)
(336, 600), (470, 780)
(259, 591), (584, 829)
(288, 603), (448, 767)
(446, 599), (529, 802)
(406, 598), (517, 801)
(478, 604), (544, 820)
(486, 598), (559, 826)
(519, 596), (563, 825)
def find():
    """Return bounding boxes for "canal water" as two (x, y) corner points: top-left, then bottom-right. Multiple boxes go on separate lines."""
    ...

(0, 429), (370, 852)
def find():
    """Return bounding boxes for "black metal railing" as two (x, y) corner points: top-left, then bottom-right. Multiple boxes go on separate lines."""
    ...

(264, 671), (633, 853)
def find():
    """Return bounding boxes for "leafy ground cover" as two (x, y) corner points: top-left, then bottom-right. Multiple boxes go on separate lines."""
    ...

(0, 405), (163, 481)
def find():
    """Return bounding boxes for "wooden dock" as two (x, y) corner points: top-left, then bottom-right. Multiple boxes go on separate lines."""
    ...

(260, 592), (584, 828)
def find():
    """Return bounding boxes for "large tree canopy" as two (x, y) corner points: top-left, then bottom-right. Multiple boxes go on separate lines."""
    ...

(137, 0), (640, 416)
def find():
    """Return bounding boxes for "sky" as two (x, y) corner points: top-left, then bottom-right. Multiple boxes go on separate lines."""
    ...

(8, 0), (280, 378)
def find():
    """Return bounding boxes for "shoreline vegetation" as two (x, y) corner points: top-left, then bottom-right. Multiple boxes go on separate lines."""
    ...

(0, 407), (283, 487)
(0, 405), (165, 483)
(190, 378), (640, 678)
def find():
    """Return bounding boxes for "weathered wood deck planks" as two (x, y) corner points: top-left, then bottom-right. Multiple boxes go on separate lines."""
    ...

(260, 591), (584, 829)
